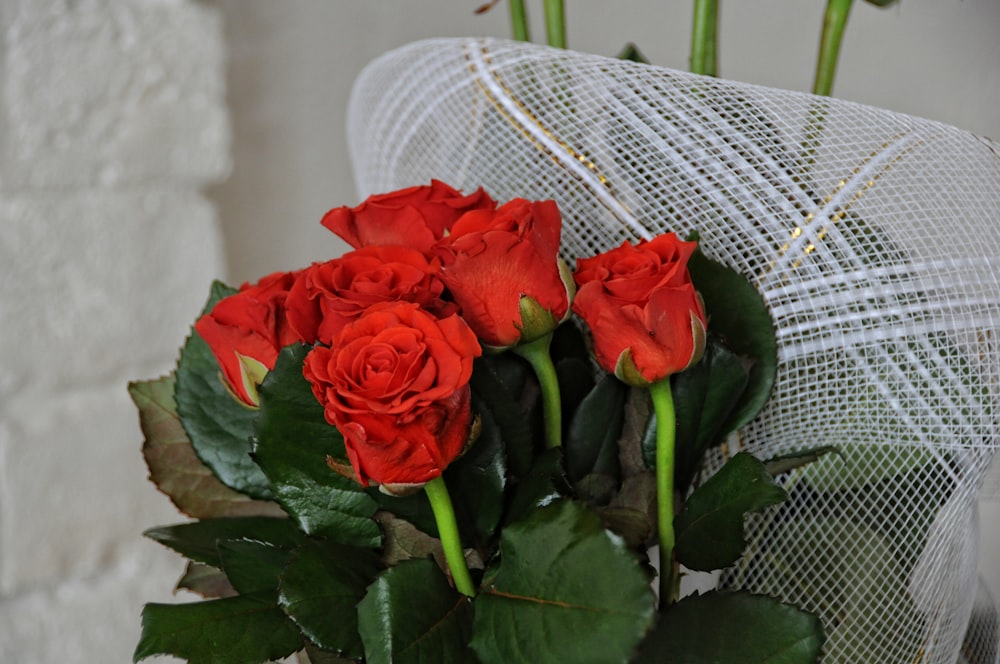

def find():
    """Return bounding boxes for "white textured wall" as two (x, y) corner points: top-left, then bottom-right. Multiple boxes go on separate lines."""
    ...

(0, 0), (229, 661)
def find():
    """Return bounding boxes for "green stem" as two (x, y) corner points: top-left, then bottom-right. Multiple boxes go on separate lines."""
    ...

(509, 0), (530, 41)
(813, 0), (854, 96)
(513, 333), (562, 448)
(424, 476), (476, 597)
(543, 0), (566, 48)
(689, 0), (719, 76)
(649, 379), (678, 609)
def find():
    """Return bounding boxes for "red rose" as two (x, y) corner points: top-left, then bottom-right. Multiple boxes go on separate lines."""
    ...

(433, 198), (573, 349)
(303, 302), (482, 487)
(573, 234), (707, 385)
(194, 271), (303, 406)
(284, 245), (458, 346)
(321, 180), (496, 254)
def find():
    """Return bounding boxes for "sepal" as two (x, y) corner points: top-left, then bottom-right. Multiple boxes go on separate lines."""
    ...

(614, 347), (650, 388)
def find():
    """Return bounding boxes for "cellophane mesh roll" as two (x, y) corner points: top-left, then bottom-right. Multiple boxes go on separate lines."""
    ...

(347, 37), (1000, 663)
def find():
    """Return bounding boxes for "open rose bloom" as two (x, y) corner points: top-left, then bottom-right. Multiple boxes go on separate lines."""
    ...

(321, 179), (495, 254)
(573, 233), (707, 386)
(303, 302), (481, 487)
(433, 198), (573, 349)
(194, 270), (305, 406)
(284, 244), (457, 346)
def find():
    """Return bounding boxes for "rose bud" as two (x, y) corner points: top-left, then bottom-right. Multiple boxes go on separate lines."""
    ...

(433, 198), (573, 350)
(321, 180), (496, 254)
(194, 271), (303, 407)
(573, 234), (707, 386)
(284, 245), (458, 346)
(302, 302), (482, 487)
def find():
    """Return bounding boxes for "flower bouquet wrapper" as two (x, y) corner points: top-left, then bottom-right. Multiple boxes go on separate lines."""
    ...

(347, 37), (1000, 663)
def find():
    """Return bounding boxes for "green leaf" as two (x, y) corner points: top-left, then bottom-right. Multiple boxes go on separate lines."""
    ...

(549, 318), (592, 367)
(614, 389), (658, 537)
(448, 392), (507, 544)
(134, 592), (303, 664)
(375, 511), (446, 566)
(175, 561), (236, 599)
(686, 245), (777, 434)
(358, 558), (476, 664)
(278, 539), (382, 659)
(471, 500), (655, 664)
(632, 591), (824, 663)
(129, 374), (285, 519)
(606, 469), (657, 552)
(667, 339), (753, 491)
(205, 280), (239, 309)
(143, 517), (304, 568)
(744, 516), (916, 664)
(175, 283), (273, 499)
(504, 447), (569, 526)
(764, 446), (839, 477)
(565, 373), (626, 485)
(254, 344), (382, 549)
(469, 355), (535, 478)
(556, 356), (597, 433)
(803, 443), (934, 493)
(217, 539), (292, 595)
(616, 42), (650, 63)
(481, 347), (532, 399)
(368, 489), (437, 539)
(595, 505), (653, 550)
(674, 452), (788, 571)
(303, 644), (357, 664)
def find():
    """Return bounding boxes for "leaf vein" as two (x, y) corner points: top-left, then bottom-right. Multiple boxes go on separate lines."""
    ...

(485, 588), (613, 613)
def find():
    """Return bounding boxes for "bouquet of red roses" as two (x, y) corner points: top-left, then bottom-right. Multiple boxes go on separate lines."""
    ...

(131, 181), (826, 663)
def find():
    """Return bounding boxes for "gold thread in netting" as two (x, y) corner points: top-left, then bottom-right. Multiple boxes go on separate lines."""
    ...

(765, 132), (928, 276)
(464, 44), (637, 229)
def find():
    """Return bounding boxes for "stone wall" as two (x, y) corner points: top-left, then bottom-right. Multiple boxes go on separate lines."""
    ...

(0, 1), (229, 661)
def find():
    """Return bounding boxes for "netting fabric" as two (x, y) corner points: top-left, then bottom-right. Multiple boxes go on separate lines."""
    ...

(346, 37), (1000, 663)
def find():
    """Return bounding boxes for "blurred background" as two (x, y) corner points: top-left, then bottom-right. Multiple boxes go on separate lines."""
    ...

(0, 1), (997, 661)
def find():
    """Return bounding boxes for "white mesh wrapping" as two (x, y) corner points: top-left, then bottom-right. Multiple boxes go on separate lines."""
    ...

(346, 38), (1000, 663)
